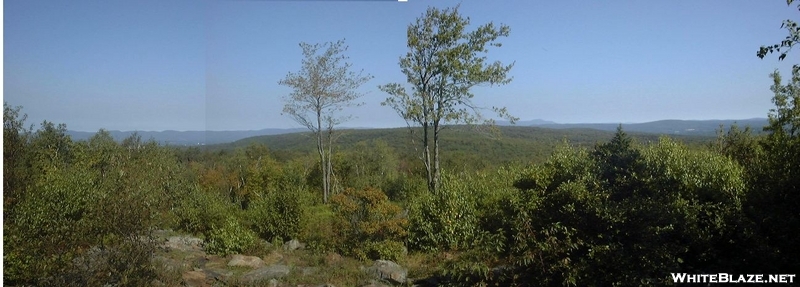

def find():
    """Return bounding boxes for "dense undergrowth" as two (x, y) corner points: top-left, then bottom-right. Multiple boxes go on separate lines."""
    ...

(4, 77), (799, 287)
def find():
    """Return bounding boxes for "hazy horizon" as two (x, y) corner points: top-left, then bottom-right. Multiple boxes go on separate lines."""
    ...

(60, 117), (769, 133)
(4, 0), (796, 132)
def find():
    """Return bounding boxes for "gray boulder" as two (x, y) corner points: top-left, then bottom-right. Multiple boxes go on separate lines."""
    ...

(165, 236), (203, 252)
(365, 260), (407, 285)
(227, 254), (264, 269)
(283, 239), (305, 251)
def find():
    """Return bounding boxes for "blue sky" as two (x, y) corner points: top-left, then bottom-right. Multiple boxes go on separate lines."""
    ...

(4, 0), (798, 131)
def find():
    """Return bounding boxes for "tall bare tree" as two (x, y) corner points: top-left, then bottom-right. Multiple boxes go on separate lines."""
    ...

(379, 6), (516, 193)
(279, 40), (372, 203)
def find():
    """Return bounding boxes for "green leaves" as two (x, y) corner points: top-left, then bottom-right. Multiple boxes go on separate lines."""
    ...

(248, 188), (307, 242)
(758, 2), (800, 71)
(3, 113), (198, 285)
(380, 5), (515, 193)
(330, 187), (408, 260)
(407, 172), (481, 252)
(280, 39), (372, 132)
(504, 134), (751, 285)
(279, 39), (373, 203)
(204, 217), (257, 256)
(745, 69), (800, 273)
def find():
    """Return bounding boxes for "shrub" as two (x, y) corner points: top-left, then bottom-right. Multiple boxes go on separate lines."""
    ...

(4, 133), (175, 285)
(4, 166), (98, 285)
(384, 174), (427, 205)
(407, 172), (479, 252)
(469, 167), (522, 255)
(363, 240), (407, 262)
(300, 204), (337, 254)
(204, 217), (257, 256)
(504, 138), (751, 286)
(173, 189), (232, 235)
(331, 187), (408, 260)
(247, 188), (308, 242)
(67, 235), (158, 287)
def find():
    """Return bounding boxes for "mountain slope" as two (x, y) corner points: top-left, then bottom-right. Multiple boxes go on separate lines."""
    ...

(66, 118), (764, 146)
(535, 118), (768, 136)
(218, 125), (714, 165)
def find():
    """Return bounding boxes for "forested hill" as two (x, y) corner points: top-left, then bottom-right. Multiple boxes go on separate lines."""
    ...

(217, 125), (713, 166)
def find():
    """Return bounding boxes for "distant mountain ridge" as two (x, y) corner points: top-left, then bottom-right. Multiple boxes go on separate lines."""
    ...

(511, 119), (558, 126)
(66, 128), (306, 146)
(67, 118), (769, 146)
(500, 118), (769, 136)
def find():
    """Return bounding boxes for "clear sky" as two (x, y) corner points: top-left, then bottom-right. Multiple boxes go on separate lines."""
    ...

(4, 0), (798, 132)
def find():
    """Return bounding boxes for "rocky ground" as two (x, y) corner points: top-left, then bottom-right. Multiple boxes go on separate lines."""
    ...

(151, 230), (415, 287)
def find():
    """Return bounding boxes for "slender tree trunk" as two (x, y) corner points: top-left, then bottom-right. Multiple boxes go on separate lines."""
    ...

(432, 119), (441, 193)
(422, 121), (434, 192)
(326, 127), (335, 195)
(316, 109), (329, 203)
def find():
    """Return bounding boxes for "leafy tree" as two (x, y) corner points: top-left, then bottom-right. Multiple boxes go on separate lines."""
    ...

(28, 121), (73, 174)
(744, 69), (800, 273)
(279, 39), (373, 203)
(379, 5), (516, 193)
(3, 103), (31, 217)
(173, 187), (231, 235)
(591, 125), (645, 200)
(339, 139), (400, 191)
(79, 129), (123, 180)
(767, 69), (800, 137)
(711, 124), (763, 170)
(751, 3), (800, 272)
(757, 0), (800, 70)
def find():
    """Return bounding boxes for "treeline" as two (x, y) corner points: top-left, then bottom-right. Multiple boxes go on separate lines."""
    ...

(219, 125), (712, 171)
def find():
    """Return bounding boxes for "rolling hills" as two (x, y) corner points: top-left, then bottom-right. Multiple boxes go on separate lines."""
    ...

(218, 125), (716, 166)
(66, 118), (767, 146)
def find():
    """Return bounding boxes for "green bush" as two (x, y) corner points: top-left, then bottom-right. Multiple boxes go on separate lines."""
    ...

(407, 172), (479, 252)
(331, 187), (408, 260)
(3, 126), (176, 286)
(504, 136), (750, 286)
(204, 217), (257, 256)
(469, 167), (522, 255)
(173, 189), (232, 235)
(384, 173), (427, 205)
(300, 204), (337, 254)
(247, 188), (308, 242)
(4, 166), (98, 285)
(363, 240), (407, 262)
